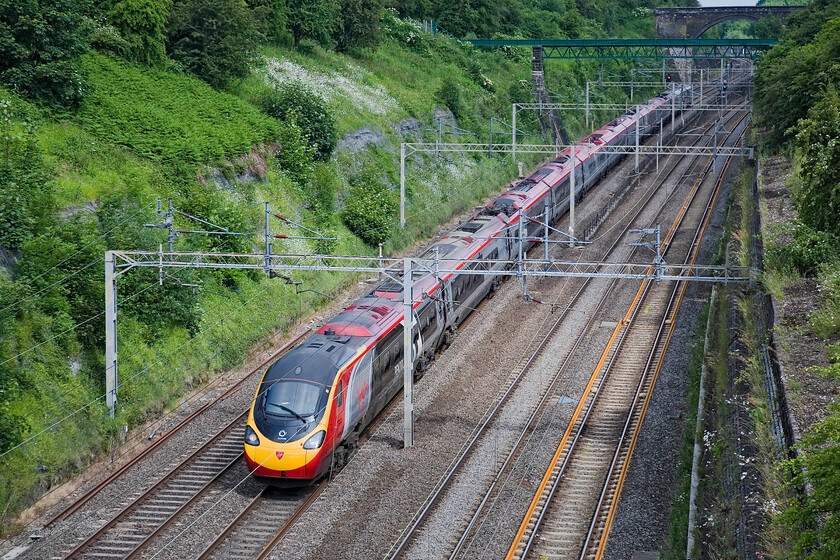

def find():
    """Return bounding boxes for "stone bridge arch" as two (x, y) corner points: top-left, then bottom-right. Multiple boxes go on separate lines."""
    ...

(655, 6), (804, 39)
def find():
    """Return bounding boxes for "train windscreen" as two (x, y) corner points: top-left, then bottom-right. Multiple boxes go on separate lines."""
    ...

(266, 380), (323, 418)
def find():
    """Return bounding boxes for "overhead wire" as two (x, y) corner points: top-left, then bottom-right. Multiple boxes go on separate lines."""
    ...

(0, 202), (155, 308)
(0, 277), (279, 460)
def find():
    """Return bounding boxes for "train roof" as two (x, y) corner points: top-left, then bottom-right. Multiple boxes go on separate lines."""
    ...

(265, 336), (358, 387)
(287, 87), (693, 376)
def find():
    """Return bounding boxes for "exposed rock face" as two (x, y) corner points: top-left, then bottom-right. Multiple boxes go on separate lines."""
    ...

(391, 118), (421, 138)
(337, 126), (388, 153)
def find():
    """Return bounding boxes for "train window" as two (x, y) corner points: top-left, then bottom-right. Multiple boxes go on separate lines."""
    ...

(336, 381), (343, 407)
(266, 380), (321, 417)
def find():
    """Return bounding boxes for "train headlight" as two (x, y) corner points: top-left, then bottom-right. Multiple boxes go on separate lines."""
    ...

(245, 425), (260, 446)
(303, 430), (326, 450)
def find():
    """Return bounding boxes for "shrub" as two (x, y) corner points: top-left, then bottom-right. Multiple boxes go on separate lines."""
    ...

(340, 168), (397, 246)
(167, 0), (262, 89)
(257, 82), (337, 161)
(0, 98), (56, 249)
(335, 0), (384, 52)
(276, 113), (315, 185)
(310, 161), (339, 217)
(437, 77), (462, 119)
(794, 86), (840, 238)
(107, 0), (171, 67)
(286, 0), (339, 48)
(765, 220), (839, 276)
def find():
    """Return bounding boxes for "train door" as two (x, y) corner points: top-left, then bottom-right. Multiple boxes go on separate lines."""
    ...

(333, 376), (345, 441)
(443, 282), (455, 326)
(411, 310), (423, 367)
(346, 351), (372, 437)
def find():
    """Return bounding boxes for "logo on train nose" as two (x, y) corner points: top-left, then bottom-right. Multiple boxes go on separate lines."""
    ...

(275, 450), (284, 460)
(279, 430), (286, 438)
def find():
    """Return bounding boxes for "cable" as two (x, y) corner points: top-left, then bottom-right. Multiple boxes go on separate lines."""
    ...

(0, 259), (101, 316)
(0, 281), (159, 369)
(0, 280), (274, 459)
(0, 202), (154, 307)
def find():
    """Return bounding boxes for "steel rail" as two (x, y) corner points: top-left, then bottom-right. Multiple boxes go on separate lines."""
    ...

(386, 94), (725, 560)
(60, 412), (247, 560)
(506, 110), (748, 560)
(583, 120), (748, 560)
(47, 333), (308, 528)
(447, 104), (744, 560)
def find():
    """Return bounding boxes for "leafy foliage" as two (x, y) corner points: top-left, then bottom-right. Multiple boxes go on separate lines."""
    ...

(77, 53), (279, 163)
(275, 112), (316, 184)
(0, 0), (90, 107)
(247, 0), (292, 46)
(107, 0), (171, 66)
(794, 85), (840, 237)
(781, 403), (840, 559)
(765, 221), (839, 276)
(437, 77), (462, 118)
(167, 0), (263, 88)
(0, 98), (56, 249)
(335, 0), (384, 52)
(754, 1), (840, 149)
(257, 82), (337, 161)
(286, 0), (339, 47)
(340, 165), (397, 245)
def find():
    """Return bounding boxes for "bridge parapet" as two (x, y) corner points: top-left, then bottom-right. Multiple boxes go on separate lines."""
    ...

(655, 6), (804, 39)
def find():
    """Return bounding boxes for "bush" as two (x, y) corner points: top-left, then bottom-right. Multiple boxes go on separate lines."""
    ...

(0, 98), (56, 249)
(437, 77), (462, 118)
(0, 0), (90, 108)
(286, 0), (339, 48)
(765, 220), (839, 276)
(340, 168), (397, 246)
(167, 0), (262, 89)
(310, 161), (339, 217)
(276, 113), (316, 185)
(107, 0), (171, 67)
(335, 0), (384, 52)
(257, 82), (337, 161)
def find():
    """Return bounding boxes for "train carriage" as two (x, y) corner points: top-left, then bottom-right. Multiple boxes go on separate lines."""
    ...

(244, 85), (693, 485)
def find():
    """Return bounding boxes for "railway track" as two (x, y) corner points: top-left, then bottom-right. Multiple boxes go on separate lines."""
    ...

(192, 485), (324, 560)
(31, 87), (748, 560)
(57, 413), (246, 560)
(385, 101), (742, 559)
(505, 113), (750, 560)
(47, 333), (310, 529)
(43, 334), (309, 560)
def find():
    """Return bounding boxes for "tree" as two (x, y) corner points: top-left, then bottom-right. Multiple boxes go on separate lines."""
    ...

(286, 0), (339, 47)
(108, 0), (172, 66)
(257, 82), (337, 161)
(754, 14), (783, 39)
(335, 0), (384, 52)
(247, 0), (291, 46)
(0, 0), (90, 107)
(794, 85), (840, 237)
(167, 0), (262, 89)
